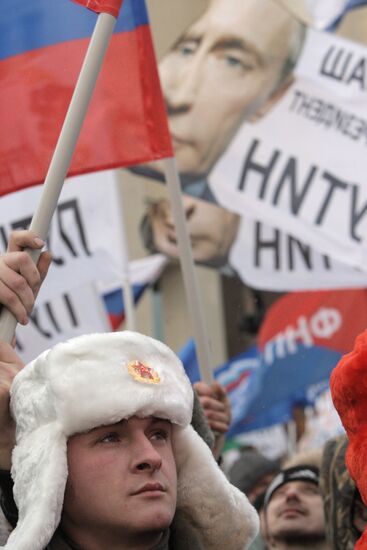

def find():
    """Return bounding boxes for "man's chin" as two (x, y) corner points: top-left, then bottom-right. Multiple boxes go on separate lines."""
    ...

(272, 528), (325, 545)
(138, 508), (175, 532)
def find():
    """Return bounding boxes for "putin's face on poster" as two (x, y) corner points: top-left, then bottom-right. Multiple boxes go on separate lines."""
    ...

(159, 0), (303, 181)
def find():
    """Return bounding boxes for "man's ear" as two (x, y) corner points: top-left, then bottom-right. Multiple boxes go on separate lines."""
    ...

(248, 75), (294, 123)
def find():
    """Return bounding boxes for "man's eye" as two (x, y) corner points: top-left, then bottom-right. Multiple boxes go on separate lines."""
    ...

(226, 56), (255, 71)
(304, 487), (319, 495)
(177, 40), (197, 57)
(99, 432), (120, 443)
(225, 55), (243, 67)
(151, 430), (169, 441)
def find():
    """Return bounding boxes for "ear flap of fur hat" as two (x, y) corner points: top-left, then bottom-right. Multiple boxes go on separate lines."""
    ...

(173, 425), (259, 549)
(5, 425), (67, 550)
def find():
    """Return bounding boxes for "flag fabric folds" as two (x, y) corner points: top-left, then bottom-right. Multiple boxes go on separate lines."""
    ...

(0, 0), (173, 196)
(102, 254), (168, 329)
(180, 288), (367, 437)
(242, 289), (367, 427)
(71, 0), (123, 18)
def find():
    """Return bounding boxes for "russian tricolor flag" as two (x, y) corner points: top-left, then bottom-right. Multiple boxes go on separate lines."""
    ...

(0, 0), (173, 196)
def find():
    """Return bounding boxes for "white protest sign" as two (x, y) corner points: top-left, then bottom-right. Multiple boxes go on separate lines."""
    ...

(0, 170), (123, 303)
(210, 28), (367, 272)
(16, 283), (110, 364)
(229, 217), (367, 290)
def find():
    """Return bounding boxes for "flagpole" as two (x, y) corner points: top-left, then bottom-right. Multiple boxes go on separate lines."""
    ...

(0, 12), (118, 343)
(163, 157), (214, 384)
(113, 172), (137, 331)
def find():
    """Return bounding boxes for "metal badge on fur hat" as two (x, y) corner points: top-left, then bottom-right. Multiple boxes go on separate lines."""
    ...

(6, 331), (259, 550)
(127, 360), (161, 384)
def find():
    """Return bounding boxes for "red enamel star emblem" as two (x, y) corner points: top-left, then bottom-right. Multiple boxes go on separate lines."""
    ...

(127, 361), (161, 384)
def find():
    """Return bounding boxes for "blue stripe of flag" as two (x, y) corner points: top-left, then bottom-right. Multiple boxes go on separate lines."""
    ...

(0, 0), (149, 60)
(328, 0), (367, 29)
(345, 0), (367, 10)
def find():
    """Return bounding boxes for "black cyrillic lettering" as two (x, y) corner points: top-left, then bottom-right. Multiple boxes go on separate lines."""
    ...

(350, 184), (367, 242)
(287, 237), (312, 270)
(255, 222), (280, 270)
(272, 158), (317, 214)
(56, 199), (91, 258)
(238, 139), (280, 199)
(346, 58), (367, 90)
(315, 172), (348, 224)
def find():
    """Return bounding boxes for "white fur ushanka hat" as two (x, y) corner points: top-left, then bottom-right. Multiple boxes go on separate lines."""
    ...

(6, 331), (258, 550)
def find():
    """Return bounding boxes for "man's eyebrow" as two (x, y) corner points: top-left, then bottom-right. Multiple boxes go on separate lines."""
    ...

(212, 37), (263, 65)
(171, 32), (202, 51)
(88, 419), (125, 434)
(151, 417), (171, 424)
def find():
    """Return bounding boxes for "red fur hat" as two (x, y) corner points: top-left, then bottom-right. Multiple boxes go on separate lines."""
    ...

(330, 329), (367, 549)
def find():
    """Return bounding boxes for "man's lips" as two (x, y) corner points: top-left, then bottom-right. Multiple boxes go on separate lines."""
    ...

(133, 482), (166, 496)
(171, 134), (194, 147)
(279, 507), (305, 518)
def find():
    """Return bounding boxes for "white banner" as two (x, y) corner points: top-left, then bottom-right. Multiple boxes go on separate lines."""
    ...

(0, 170), (123, 303)
(229, 218), (367, 290)
(16, 283), (110, 364)
(0, 170), (128, 361)
(210, 28), (367, 273)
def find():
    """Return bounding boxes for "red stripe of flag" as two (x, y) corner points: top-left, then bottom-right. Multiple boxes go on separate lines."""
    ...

(71, 0), (123, 18)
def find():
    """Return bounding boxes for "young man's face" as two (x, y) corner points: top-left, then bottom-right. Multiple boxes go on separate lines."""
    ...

(160, 0), (299, 178)
(62, 416), (177, 546)
(265, 480), (325, 544)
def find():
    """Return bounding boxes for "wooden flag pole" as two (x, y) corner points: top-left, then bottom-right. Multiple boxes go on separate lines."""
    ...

(0, 12), (117, 342)
(163, 157), (214, 384)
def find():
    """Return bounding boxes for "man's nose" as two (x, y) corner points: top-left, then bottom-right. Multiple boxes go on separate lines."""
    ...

(162, 53), (204, 114)
(284, 486), (301, 501)
(132, 437), (163, 473)
(184, 202), (195, 220)
(161, 204), (175, 228)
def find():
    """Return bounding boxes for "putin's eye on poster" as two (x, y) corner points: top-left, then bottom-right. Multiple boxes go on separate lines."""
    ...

(135, 0), (367, 292)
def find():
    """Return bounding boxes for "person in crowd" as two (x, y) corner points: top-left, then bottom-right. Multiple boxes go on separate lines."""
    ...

(0, 230), (258, 549)
(330, 329), (367, 549)
(229, 448), (280, 510)
(261, 464), (330, 549)
(320, 435), (367, 549)
(193, 379), (232, 460)
(136, 0), (305, 200)
(229, 448), (281, 550)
